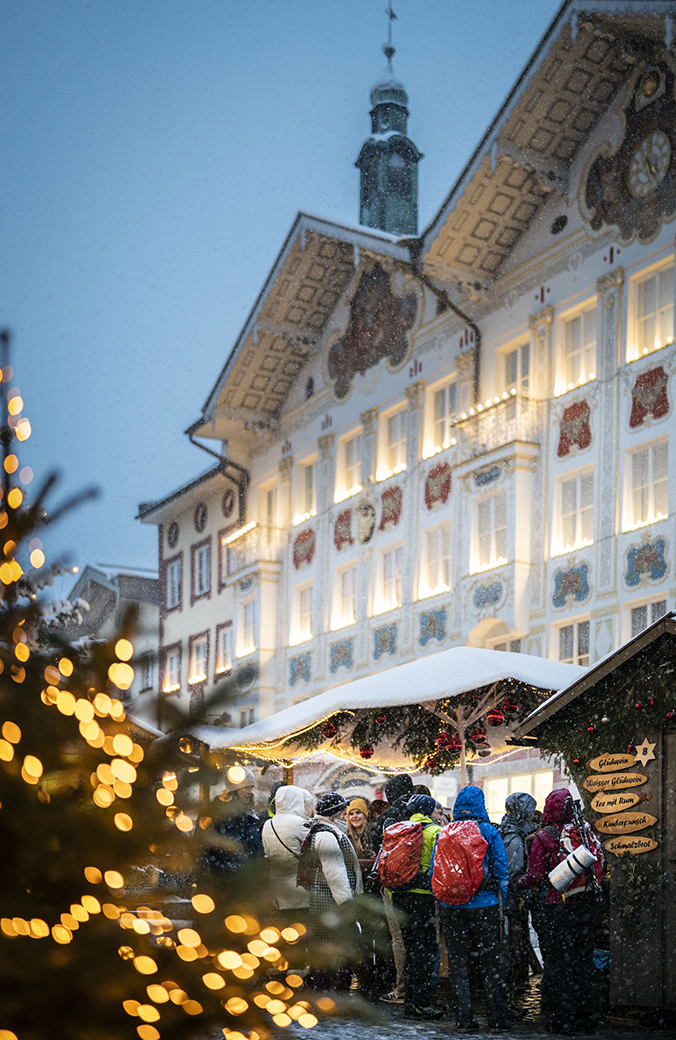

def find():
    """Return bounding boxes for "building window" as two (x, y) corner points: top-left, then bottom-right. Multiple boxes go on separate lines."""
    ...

(292, 583), (313, 644)
(294, 460), (316, 524)
(425, 380), (457, 457)
(239, 600), (256, 656)
(216, 624), (233, 675)
(379, 545), (403, 613)
(627, 439), (668, 529)
(484, 770), (554, 823)
(558, 620), (590, 667)
(140, 652), (154, 691)
(475, 492), (507, 571)
(422, 523), (451, 596)
(189, 635), (208, 684)
(334, 564), (357, 628)
(378, 407), (407, 480)
(631, 263), (674, 360)
(193, 542), (210, 599)
(335, 430), (362, 502)
(166, 557), (182, 610)
(492, 638), (522, 653)
(388, 153), (410, 195)
(555, 468), (593, 555)
(239, 707), (255, 728)
(557, 305), (596, 395)
(265, 485), (278, 528)
(163, 647), (181, 692)
(504, 343), (530, 394)
(630, 599), (667, 639)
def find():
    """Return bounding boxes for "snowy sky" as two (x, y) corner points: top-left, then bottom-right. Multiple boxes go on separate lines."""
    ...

(2, 0), (560, 590)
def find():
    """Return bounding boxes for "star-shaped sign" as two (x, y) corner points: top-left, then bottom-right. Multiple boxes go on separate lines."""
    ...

(634, 737), (657, 764)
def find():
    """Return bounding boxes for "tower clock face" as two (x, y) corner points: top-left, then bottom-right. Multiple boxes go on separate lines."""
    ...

(627, 130), (671, 198)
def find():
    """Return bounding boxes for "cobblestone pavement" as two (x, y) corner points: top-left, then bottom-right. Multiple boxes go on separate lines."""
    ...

(285, 977), (675, 1039)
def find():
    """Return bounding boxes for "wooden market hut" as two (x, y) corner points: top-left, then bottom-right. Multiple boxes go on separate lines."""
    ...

(516, 612), (676, 1016)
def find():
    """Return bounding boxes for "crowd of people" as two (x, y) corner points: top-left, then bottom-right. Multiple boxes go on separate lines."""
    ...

(205, 766), (605, 1037)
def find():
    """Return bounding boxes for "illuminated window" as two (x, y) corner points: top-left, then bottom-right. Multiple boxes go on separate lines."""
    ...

(423, 523), (451, 596)
(475, 492), (507, 571)
(216, 624), (233, 674)
(379, 546), (403, 612)
(189, 636), (208, 684)
(194, 544), (210, 598)
(558, 620), (589, 667)
(297, 584), (313, 642)
(429, 381), (457, 455)
(555, 468), (593, 555)
(504, 343), (529, 393)
(628, 439), (668, 528)
(558, 306), (596, 394)
(164, 647), (180, 692)
(636, 266), (673, 357)
(631, 599), (667, 639)
(484, 770), (554, 823)
(239, 600), (256, 656)
(294, 460), (316, 523)
(335, 430), (362, 502)
(140, 652), (154, 690)
(266, 485), (277, 527)
(492, 638), (521, 653)
(166, 558), (181, 609)
(239, 707), (255, 728)
(334, 565), (357, 628)
(378, 406), (407, 479)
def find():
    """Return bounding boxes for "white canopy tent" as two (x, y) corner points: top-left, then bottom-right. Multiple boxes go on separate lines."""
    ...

(192, 646), (585, 783)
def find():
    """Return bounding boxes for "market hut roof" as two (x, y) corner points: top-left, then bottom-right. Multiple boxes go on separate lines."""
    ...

(516, 612), (676, 737)
(192, 646), (584, 770)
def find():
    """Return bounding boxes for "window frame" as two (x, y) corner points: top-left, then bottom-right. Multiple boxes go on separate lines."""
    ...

(162, 642), (182, 694)
(376, 542), (403, 615)
(472, 490), (508, 573)
(335, 427), (362, 503)
(377, 404), (407, 481)
(420, 521), (452, 598)
(293, 456), (317, 525)
(332, 562), (358, 629)
(501, 340), (530, 395)
(423, 377), (457, 459)
(626, 596), (668, 641)
(164, 553), (183, 612)
(140, 651), (154, 691)
(552, 465), (594, 557)
(188, 631), (209, 686)
(553, 617), (590, 667)
(623, 436), (669, 531)
(555, 299), (598, 397)
(627, 257), (675, 362)
(238, 598), (257, 657)
(191, 537), (211, 605)
(215, 621), (233, 676)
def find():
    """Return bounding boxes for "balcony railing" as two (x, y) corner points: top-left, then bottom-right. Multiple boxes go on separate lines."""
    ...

(451, 393), (542, 463)
(221, 524), (284, 579)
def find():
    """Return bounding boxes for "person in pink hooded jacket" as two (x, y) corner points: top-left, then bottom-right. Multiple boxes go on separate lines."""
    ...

(518, 788), (601, 1037)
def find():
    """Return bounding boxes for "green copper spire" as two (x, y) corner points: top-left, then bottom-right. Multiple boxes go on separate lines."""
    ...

(355, 8), (422, 236)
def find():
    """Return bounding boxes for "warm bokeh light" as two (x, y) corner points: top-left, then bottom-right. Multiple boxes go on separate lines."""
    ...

(108, 662), (134, 689)
(2, 721), (21, 743)
(19, 466), (33, 485)
(112, 733), (134, 756)
(7, 489), (23, 509)
(115, 638), (134, 661)
(23, 755), (43, 778)
(81, 895), (101, 913)
(84, 866), (102, 884)
(7, 395), (23, 416)
(156, 788), (173, 806)
(217, 950), (242, 969)
(225, 998), (249, 1015)
(191, 893), (215, 914)
(56, 691), (76, 716)
(227, 765), (246, 784)
(146, 984), (170, 1003)
(74, 698), (94, 722)
(14, 643), (29, 662)
(111, 758), (136, 783)
(0, 740), (14, 762)
(175, 813), (193, 832)
(260, 927), (280, 944)
(104, 870), (124, 889)
(137, 1025), (160, 1040)
(133, 956), (158, 975)
(114, 813), (133, 831)
(177, 927), (200, 947)
(15, 418), (31, 441)
(162, 772), (178, 790)
(58, 658), (74, 677)
(202, 972), (226, 990)
(3, 455), (18, 473)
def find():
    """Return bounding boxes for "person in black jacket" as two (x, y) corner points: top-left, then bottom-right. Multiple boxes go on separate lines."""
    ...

(372, 773), (413, 1006)
(203, 766), (263, 873)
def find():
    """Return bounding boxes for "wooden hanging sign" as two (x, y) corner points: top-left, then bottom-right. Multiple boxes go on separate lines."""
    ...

(587, 752), (636, 773)
(582, 772), (648, 793)
(594, 811), (658, 835)
(603, 835), (659, 856)
(591, 790), (652, 814)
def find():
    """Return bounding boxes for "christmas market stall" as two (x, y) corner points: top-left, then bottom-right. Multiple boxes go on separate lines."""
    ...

(192, 645), (584, 784)
(515, 612), (676, 1014)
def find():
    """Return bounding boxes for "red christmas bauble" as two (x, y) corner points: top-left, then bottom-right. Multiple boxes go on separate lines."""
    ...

(425, 757), (440, 772)
(375, 714), (387, 725)
(648, 697), (654, 707)
(587, 725), (595, 733)
(446, 732), (462, 754)
(322, 722), (337, 738)
(667, 709), (675, 719)
(470, 727), (487, 745)
(486, 708), (505, 727)
(477, 746), (492, 758)
(635, 702), (642, 710)
(436, 731), (451, 750)
(359, 745), (374, 760)
(573, 758), (580, 765)
(502, 699), (519, 717)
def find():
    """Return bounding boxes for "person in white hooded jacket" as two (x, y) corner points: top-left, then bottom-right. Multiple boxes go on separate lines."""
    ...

(262, 785), (312, 911)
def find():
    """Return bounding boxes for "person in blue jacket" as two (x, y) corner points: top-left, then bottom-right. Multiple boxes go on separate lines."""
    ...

(432, 784), (509, 1034)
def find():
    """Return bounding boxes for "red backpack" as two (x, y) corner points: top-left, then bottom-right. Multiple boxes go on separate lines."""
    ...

(431, 820), (488, 905)
(377, 820), (424, 888)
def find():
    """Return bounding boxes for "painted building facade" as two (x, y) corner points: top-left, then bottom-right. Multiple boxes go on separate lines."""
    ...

(140, 2), (676, 805)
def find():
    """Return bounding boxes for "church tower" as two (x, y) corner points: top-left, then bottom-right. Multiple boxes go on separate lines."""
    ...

(356, 31), (422, 237)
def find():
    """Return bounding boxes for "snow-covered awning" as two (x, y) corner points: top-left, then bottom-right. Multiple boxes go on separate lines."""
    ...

(191, 646), (585, 773)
